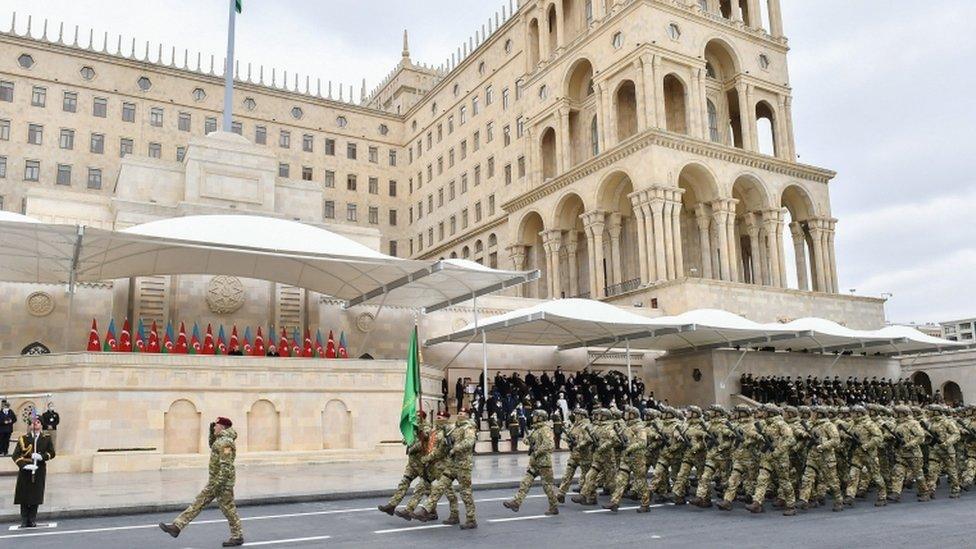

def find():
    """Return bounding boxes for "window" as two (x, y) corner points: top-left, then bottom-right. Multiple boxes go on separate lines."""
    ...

(28, 124), (43, 145)
(347, 142), (357, 159)
(0, 81), (12, 102)
(488, 195), (496, 216)
(59, 129), (74, 150)
(426, 132), (432, 150)
(231, 121), (242, 135)
(255, 126), (267, 144)
(176, 146), (186, 162)
(80, 66), (95, 80)
(0, 156), (5, 178)
(389, 149), (397, 166)
(538, 85), (548, 100)
(243, 97), (256, 110)
(460, 140), (468, 159)
(279, 130), (290, 148)
(516, 116), (525, 137)
(323, 200), (335, 219)
(449, 181), (456, 201)
(504, 39), (513, 54)
(62, 91), (77, 112)
(417, 200), (422, 219)
(150, 107), (163, 127)
(487, 157), (495, 178)
(437, 157), (444, 175)
(437, 125), (443, 142)
(427, 164), (433, 182)
(427, 195), (433, 214)
(516, 79), (524, 100)
(368, 177), (379, 195)
(461, 208), (469, 229)
(453, 83), (460, 97)
(178, 112), (191, 131)
(87, 167), (102, 189)
(278, 163), (290, 178)
(518, 156), (526, 177)
(290, 106), (303, 119)
(478, 61), (486, 75)
(389, 240), (397, 257)
(24, 160), (40, 181)
(450, 216), (457, 235)
(0, 119), (8, 140)
(303, 134), (314, 152)
(325, 170), (335, 188)
(122, 102), (136, 122)
(502, 88), (510, 110)
(486, 122), (494, 143)
(437, 188), (444, 207)
(505, 163), (513, 185)
(448, 115), (454, 134)
(120, 138), (133, 157)
(325, 138), (335, 156)
(56, 164), (71, 186)
(459, 105), (467, 125)
(148, 142), (161, 158)
(379, 123), (389, 136)
(389, 180), (397, 197)
(389, 209), (398, 226)
(473, 165), (483, 187)
(137, 76), (152, 91)
(503, 125), (511, 146)
(205, 117), (217, 135)
(612, 32), (624, 49)
(485, 86), (494, 106)
(461, 173), (468, 194)
(707, 100), (720, 143)
(347, 174), (357, 191)
(302, 166), (313, 181)
(336, 116), (348, 128)
(369, 206), (379, 225)
(90, 133), (104, 154)
(474, 131), (481, 151)
(759, 54), (771, 70)
(472, 96), (480, 116)
(93, 97), (107, 118)
(428, 228), (433, 247)
(369, 146), (378, 163)
(30, 86), (46, 107)
(346, 203), (358, 222)
(449, 149), (455, 168)
(438, 222), (444, 241)
(475, 201), (483, 222)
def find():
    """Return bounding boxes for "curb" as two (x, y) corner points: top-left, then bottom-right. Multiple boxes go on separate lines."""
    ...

(3, 480), (525, 522)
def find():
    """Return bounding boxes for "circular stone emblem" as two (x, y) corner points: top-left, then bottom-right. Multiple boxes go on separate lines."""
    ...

(206, 276), (245, 314)
(356, 312), (375, 333)
(26, 292), (55, 317)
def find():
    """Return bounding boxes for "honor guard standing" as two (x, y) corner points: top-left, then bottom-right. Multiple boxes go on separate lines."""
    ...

(159, 417), (242, 547)
(557, 408), (593, 502)
(40, 403), (60, 448)
(504, 409), (559, 515)
(12, 412), (55, 528)
(488, 416), (501, 453)
(0, 400), (15, 456)
(378, 411), (430, 517)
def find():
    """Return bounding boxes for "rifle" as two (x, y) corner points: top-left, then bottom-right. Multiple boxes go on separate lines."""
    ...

(754, 421), (774, 453)
(837, 424), (859, 462)
(566, 430), (577, 451)
(960, 424), (976, 442)
(919, 420), (941, 445)
(444, 426), (458, 450)
(724, 419), (744, 445)
(882, 423), (905, 447)
(674, 426), (691, 447)
(613, 421), (628, 449)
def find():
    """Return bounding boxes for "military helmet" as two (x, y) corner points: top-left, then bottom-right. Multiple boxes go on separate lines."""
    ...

(764, 404), (782, 416)
(851, 405), (867, 415)
(573, 407), (589, 419)
(532, 409), (549, 422)
(733, 404), (752, 416)
(783, 405), (798, 416)
(894, 404), (911, 416)
(798, 405), (811, 416)
(644, 408), (662, 420)
(926, 403), (942, 413)
(624, 405), (640, 420)
(686, 405), (703, 418)
(708, 404), (727, 416)
(611, 408), (623, 420)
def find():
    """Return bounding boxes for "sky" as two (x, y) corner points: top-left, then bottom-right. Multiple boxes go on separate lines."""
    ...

(4, 0), (975, 325)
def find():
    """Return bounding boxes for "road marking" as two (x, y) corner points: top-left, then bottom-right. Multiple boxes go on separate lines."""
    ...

(583, 503), (667, 514)
(469, 494), (545, 504)
(488, 514), (551, 523)
(374, 524), (450, 534)
(7, 523), (57, 531)
(0, 524), (156, 539)
(243, 535), (332, 546)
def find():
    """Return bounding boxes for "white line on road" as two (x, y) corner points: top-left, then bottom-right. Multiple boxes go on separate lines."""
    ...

(488, 514), (551, 523)
(243, 535), (333, 546)
(583, 503), (667, 514)
(373, 524), (450, 534)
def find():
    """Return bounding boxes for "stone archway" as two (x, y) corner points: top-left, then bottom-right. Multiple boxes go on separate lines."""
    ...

(164, 399), (201, 454)
(322, 399), (352, 449)
(247, 399), (280, 451)
(596, 172), (640, 294)
(911, 371), (932, 397)
(942, 381), (963, 406)
(678, 163), (723, 281)
(515, 211), (548, 298)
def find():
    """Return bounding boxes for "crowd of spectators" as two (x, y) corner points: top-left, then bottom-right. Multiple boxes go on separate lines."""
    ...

(740, 374), (937, 406)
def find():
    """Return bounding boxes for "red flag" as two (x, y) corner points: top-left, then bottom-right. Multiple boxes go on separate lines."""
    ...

(279, 328), (291, 357)
(302, 329), (314, 358)
(230, 326), (240, 354)
(147, 320), (161, 353)
(325, 330), (337, 359)
(253, 327), (266, 356)
(118, 318), (133, 352)
(176, 322), (190, 354)
(87, 319), (101, 351)
(202, 324), (216, 355)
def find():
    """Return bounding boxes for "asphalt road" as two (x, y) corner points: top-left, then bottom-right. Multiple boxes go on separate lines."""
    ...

(0, 484), (972, 549)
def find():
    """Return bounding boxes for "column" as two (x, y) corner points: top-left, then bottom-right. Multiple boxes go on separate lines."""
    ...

(670, 189), (685, 277)
(650, 195), (667, 282)
(789, 221), (809, 291)
(554, 0), (565, 49)
(602, 81), (617, 147)
(565, 231), (580, 297)
(592, 0), (607, 21)
(746, 84), (758, 152)
(640, 55), (659, 130)
(653, 56), (666, 129)
(762, 209), (783, 288)
(526, 127), (537, 183)
(543, 230), (563, 298)
(768, 0), (784, 38)
(633, 60), (649, 132)
(783, 96), (797, 161)
(689, 68), (704, 140)
(582, 211), (607, 298)
(776, 209), (788, 288)
(745, 213), (762, 285)
(630, 191), (649, 285)
(541, 238), (554, 298)
(746, 0), (762, 28)
(538, 7), (551, 61)
(827, 219), (839, 293)
(656, 190), (675, 280)
(695, 204), (713, 279)
(775, 95), (790, 160)
(594, 85), (607, 153)
(736, 81), (755, 152)
(508, 245), (527, 296)
(558, 107), (571, 173)
(808, 220), (827, 292)
(710, 200), (731, 281)
(725, 199), (740, 282)
(607, 213), (623, 287)
(731, 0), (743, 23)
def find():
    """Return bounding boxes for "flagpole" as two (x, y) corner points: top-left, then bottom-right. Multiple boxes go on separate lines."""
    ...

(222, 0), (237, 132)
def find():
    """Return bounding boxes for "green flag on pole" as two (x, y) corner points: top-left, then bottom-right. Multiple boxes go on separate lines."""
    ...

(399, 326), (422, 445)
(235, 0), (242, 14)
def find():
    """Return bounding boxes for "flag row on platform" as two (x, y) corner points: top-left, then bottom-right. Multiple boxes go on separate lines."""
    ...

(86, 318), (350, 358)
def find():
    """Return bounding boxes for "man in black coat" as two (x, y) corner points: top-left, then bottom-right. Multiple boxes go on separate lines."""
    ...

(0, 400), (16, 456)
(12, 413), (55, 528)
(41, 403), (60, 448)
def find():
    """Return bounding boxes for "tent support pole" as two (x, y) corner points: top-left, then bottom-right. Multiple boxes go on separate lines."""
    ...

(720, 349), (749, 391)
(482, 330), (489, 402)
(584, 344), (616, 369)
(626, 339), (632, 393)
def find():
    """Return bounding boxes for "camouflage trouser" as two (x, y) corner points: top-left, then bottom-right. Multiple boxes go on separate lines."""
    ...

(847, 448), (886, 500)
(610, 453), (648, 506)
(836, 452), (851, 492)
(889, 447), (929, 497)
(926, 445), (960, 496)
(798, 450), (841, 503)
(513, 464), (558, 508)
(962, 445), (976, 486)
(648, 446), (682, 495)
(580, 450), (613, 500)
(174, 484), (242, 539)
(722, 449), (756, 502)
(386, 464), (423, 507)
(753, 451), (795, 506)
(791, 450), (807, 492)
(557, 450), (589, 496)
(672, 447), (706, 498)
(695, 449), (731, 500)
(403, 477), (449, 515)
(423, 465), (475, 522)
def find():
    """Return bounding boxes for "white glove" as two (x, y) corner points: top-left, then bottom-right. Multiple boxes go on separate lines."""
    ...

(23, 464), (38, 472)
(31, 452), (43, 461)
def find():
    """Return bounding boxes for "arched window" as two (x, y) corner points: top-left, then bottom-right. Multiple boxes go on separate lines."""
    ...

(615, 81), (638, 140)
(540, 127), (558, 180)
(707, 100), (720, 143)
(756, 101), (778, 157)
(663, 74), (688, 134)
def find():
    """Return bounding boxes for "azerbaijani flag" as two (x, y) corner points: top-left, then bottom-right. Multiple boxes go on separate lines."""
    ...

(216, 325), (228, 355)
(338, 331), (349, 359)
(190, 323), (202, 355)
(103, 318), (118, 352)
(163, 321), (176, 354)
(148, 320), (161, 353)
(242, 326), (252, 355)
(315, 329), (325, 358)
(399, 326), (423, 445)
(291, 327), (302, 357)
(133, 319), (146, 352)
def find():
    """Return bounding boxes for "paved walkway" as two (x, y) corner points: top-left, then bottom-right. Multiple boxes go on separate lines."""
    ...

(0, 453), (568, 520)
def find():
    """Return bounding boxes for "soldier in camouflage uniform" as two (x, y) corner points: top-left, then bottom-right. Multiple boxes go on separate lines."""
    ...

(379, 411), (430, 517)
(643, 408), (665, 483)
(557, 408), (593, 503)
(648, 407), (685, 502)
(671, 406), (708, 505)
(843, 405), (887, 506)
(717, 405), (760, 511)
(692, 405), (734, 508)
(797, 406), (844, 512)
(746, 404), (797, 516)
(414, 410), (478, 529)
(834, 407), (854, 494)
(605, 406), (650, 513)
(924, 404), (961, 499)
(784, 406), (808, 494)
(870, 404), (897, 488)
(960, 406), (976, 490)
(888, 404), (931, 502)
(505, 409), (559, 514)
(159, 417), (243, 547)
(399, 412), (458, 523)
(572, 408), (615, 505)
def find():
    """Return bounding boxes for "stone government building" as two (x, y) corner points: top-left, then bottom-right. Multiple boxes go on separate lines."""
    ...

(0, 1), (964, 471)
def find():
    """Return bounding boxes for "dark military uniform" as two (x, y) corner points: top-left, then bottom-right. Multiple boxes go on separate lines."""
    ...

(12, 429), (55, 527)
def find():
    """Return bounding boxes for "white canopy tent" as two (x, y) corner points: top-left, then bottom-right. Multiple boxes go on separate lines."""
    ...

(0, 214), (537, 312)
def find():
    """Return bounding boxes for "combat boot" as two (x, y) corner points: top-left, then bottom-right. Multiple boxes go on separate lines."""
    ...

(557, 493), (566, 504)
(545, 506), (559, 516)
(782, 505), (796, 517)
(917, 493), (930, 502)
(377, 503), (396, 515)
(694, 497), (712, 509)
(798, 500), (808, 511)
(672, 495), (687, 505)
(158, 523), (180, 538)
(874, 499), (887, 507)
(948, 492), (961, 499)
(460, 520), (478, 530)
(654, 494), (670, 504)
(222, 538), (244, 547)
(636, 505), (651, 513)
(442, 514), (460, 526)
(602, 503), (619, 512)
(394, 508), (413, 521)
(886, 494), (901, 503)
(745, 501), (764, 514)
(832, 501), (844, 512)
(503, 500), (520, 512)
(411, 507), (432, 522)
(843, 496), (854, 507)
(716, 499), (733, 511)
(772, 498), (786, 509)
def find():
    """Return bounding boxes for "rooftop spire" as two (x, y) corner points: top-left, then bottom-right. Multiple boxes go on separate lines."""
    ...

(402, 29), (410, 60)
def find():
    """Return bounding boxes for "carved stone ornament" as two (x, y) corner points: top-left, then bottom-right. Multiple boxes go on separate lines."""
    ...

(356, 312), (375, 333)
(26, 291), (55, 317)
(206, 276), (245, 314)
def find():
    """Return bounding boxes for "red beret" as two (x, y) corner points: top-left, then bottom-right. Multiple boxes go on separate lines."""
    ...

(215, 417), (233, 428)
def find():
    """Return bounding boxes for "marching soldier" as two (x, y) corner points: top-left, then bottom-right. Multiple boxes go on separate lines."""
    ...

(692, 405), (734, 508)
(648, 407), (685, 502)
(378, 411), (430, 517)
(159, 417), (242, 547)
(414, 409), (478, 529)
(924, 404), (961, 499)
(797, 406), (844, 512)
(746, 404), (797, 516)
(12, 412), (55, 528)
(504, 409), (559, 515)
(605, 406), (650, 513)
(960, 406), (976, 490)
(888, 405), (931, 502)
(557, 408), (593, 502)
(572, 408), (615, 505)
(398, 412), (458, 523)
(717, 405), (761, 510)
(843, 405), (887, 506)
(671, 406), (707, 505)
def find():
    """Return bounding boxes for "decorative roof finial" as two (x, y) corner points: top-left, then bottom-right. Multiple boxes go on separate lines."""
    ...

(402, 29), (410, 59)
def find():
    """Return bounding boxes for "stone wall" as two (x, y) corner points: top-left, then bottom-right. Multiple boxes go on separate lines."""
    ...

(901, 349), (976, 405)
